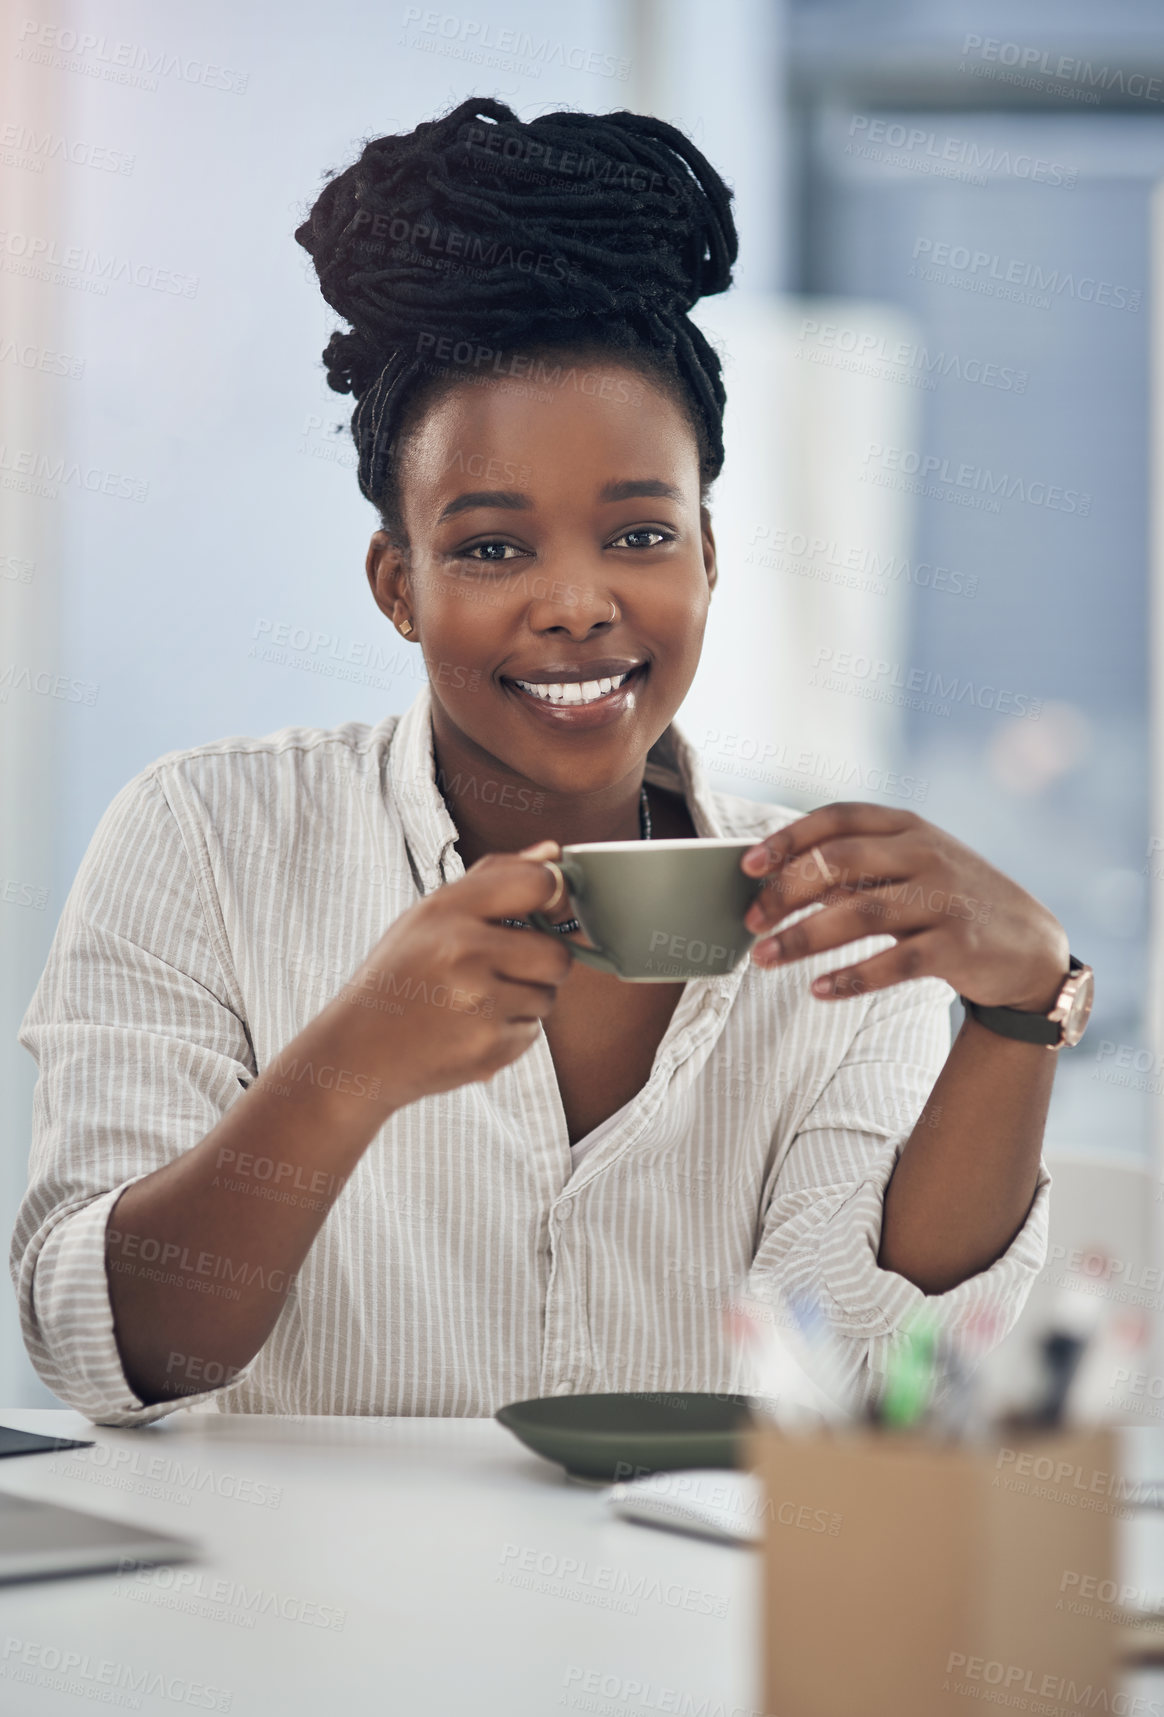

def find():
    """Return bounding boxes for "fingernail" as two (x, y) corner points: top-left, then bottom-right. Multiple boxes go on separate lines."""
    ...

(518, 841), (558, 857)
(742, 846), (768, 873)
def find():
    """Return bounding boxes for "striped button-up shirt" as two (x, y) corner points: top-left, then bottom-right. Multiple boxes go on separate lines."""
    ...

(10, 683), (1050, 1427)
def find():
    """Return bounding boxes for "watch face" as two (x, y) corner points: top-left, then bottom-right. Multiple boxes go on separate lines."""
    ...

(1062, 968), (1094, 1047)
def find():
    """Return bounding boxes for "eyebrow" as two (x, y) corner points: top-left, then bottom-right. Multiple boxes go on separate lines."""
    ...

(435, 477), (683, 524)
(598, 478), (684, 504)
(436, 490), (529, 522)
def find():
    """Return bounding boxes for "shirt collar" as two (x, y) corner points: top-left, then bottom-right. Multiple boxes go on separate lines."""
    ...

(387, 681), (727, 890)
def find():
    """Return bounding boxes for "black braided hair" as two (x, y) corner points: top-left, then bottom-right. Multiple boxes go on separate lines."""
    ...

(294, 96), (738, 542)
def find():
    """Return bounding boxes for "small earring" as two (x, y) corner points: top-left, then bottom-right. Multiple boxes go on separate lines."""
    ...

(397, 617), (414, 636)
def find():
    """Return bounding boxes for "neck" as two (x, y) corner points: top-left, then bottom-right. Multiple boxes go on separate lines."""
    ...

(434, 738), (647, 872)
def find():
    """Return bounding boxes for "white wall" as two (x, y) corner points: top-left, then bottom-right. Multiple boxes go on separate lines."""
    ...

(682, 294), (922, 813)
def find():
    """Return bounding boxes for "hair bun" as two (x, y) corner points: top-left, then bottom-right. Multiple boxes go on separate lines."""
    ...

(295, 96), (737, 398)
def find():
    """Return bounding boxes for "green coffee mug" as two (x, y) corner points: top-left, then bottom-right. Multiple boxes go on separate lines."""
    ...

(529, 838), (765, 982)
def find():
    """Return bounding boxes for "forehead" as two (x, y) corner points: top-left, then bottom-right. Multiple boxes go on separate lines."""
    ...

(403, 362), (700, 498)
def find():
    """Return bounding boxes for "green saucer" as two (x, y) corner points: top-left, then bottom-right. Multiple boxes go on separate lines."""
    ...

(495, 1391), (754, 1482)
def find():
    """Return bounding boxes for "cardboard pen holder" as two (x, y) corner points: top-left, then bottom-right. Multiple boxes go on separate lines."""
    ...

(747, 1422), (1118, 1717)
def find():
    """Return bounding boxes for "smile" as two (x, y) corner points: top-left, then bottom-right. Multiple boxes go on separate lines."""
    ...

(501, 661), (648, 728)
(511, 670), (633, 705)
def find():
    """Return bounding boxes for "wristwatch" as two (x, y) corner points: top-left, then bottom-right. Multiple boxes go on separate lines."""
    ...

(959, 955), (1094, 1050)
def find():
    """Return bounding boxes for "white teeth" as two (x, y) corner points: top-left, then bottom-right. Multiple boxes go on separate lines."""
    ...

(514, 669), (633, 705)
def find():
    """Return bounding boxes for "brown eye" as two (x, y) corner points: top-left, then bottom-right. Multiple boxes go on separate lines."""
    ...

(612, 528), (673, 550)
(462, 541), (521, 562)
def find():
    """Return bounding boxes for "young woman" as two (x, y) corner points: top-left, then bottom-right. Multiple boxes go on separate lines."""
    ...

(11, 98), (1089, 1427)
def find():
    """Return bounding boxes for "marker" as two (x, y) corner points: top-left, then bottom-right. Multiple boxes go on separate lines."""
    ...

(880, 1311), (939, 1431)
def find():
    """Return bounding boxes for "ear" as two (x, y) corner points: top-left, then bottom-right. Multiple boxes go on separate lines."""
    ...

(699, 504), (718, 598)
(365, 531), (415, 631)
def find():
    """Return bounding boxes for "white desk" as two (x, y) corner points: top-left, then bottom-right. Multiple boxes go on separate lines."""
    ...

(0, 1410), (1162, 1716)
(0, 1408), (762, 1715)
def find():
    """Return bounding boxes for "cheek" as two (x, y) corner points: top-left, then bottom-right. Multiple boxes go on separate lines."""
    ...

(435, 627), (495, 691)
(418, 608), (500, 701)
(654, 582), (711, 642)
(412, 565), (498, 641)
(410, 560), (474, 615)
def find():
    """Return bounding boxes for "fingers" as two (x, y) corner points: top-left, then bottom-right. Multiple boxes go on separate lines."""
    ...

(806, 931), (939, 999)
(486, 975), (564, 1024)
(476, 1020), (542, 1078)
(751, 885), (937, 968)
(742, 804), (918, 877)
(744, 833), (921, 934)
(456, 848), (567, 922)
(475, 922), (573, 988)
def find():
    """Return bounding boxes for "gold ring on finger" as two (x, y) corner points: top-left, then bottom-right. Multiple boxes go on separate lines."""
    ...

(810, 845), (833, 884)
(542, 860), (566, 914)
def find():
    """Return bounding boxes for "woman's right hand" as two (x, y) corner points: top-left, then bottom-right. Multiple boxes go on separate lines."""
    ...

(330, 840), (573, 1111)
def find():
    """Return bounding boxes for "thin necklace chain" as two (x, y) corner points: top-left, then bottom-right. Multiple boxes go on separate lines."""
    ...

(501, 784), (652, 935)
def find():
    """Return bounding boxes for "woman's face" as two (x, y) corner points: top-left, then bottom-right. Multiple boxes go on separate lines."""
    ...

(366, 357), (716, 801)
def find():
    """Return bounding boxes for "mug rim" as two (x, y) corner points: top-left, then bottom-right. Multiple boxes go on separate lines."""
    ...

(561, 837), (755, 855)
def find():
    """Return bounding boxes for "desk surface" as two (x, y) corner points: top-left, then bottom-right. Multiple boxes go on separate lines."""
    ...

(1, 1410), (1163, 1716)
(0, 1408), (762, 1716)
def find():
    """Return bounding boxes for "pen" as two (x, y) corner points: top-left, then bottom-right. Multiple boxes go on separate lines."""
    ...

(879, 1311), (939, 1431)
(1030, 1279), (1105, 1427)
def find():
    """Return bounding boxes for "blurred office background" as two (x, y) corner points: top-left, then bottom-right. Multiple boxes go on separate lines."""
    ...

(1, 0), (1161, 1405)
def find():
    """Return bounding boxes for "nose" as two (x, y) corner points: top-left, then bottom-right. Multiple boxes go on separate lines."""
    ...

(528, 580), (616, 637)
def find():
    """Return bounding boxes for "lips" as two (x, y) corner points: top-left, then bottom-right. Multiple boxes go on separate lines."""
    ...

(512, 668), (632, 705)
(501, 661), (648, 726)
(502, 661), (647, 702)
(502, 657), (646, 687)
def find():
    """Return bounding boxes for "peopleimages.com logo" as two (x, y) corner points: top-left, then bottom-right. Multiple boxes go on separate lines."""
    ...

(810, 646), (1042, 720)
(14, 19), (250, 95)
(0, 228), (198, 297)
(862, 444), (1091, 515)
(795, 318), (1027, 397)
(398, 8), (631, 81)
(910, 237), (1140, 312)
(847, 115), (1077, 188)
(959, 33), (1164, 106)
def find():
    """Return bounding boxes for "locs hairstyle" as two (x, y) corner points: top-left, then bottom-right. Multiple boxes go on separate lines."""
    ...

(294, 96), (739, 544)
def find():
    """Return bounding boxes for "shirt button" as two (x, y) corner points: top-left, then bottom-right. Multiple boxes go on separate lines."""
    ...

(557, 1203), (574, 1223)
(552, 1381), (575, 1396)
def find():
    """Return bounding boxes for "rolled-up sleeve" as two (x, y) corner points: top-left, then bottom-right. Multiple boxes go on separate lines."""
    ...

(744, 973), (1051, 1406)
(10, 768), (261, 1427)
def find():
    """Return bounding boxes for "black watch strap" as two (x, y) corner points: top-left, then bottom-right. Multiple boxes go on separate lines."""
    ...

(958, 996), (1063, 1045)
(958, 956), (1082, 1047)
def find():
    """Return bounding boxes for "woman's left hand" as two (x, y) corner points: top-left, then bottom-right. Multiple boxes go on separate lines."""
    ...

(741, 802), (1070, 1012)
